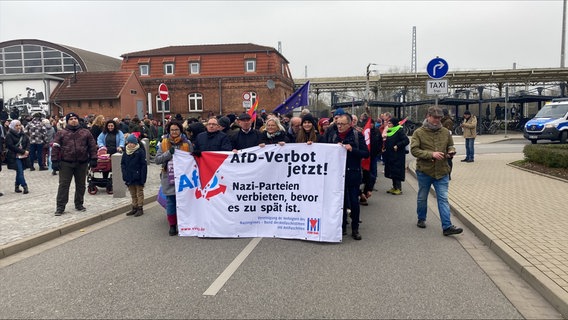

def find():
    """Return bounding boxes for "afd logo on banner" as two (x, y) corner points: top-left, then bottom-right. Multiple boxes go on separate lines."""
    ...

(307, 218), (320, 235)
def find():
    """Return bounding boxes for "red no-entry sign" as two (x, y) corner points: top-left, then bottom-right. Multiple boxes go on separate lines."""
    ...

(158, 83), (169, 101)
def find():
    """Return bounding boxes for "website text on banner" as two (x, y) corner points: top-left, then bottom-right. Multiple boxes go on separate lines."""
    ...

(173, 144), (346, 242)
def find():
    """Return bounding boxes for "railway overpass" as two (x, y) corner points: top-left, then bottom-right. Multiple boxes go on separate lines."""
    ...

(293, 67), (568, 121)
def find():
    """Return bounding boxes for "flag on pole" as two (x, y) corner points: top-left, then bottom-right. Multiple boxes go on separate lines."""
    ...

(361, 117), (373, 171)
(273, 81), (310, 115)
(248, 98), (259, 121)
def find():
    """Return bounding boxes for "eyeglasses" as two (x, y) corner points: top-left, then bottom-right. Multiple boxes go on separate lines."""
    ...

(170, 128), (180, 132)
(336, 122), (349, 126)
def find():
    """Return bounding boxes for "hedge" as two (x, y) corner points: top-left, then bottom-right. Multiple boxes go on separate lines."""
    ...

(523, 144), (568, 168)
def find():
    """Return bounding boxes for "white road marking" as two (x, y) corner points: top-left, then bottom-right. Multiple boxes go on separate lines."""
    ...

(203, 237), (262, 296)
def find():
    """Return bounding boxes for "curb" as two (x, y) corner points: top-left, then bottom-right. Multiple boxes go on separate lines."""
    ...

(0, 194), (157, 260)
(407, 161), (568, 318)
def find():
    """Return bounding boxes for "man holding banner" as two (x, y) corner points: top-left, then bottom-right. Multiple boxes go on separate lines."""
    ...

(324, 113), (369, 240)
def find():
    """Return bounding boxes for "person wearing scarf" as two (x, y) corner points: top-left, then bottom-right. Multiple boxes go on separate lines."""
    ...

(259, 117), (289, 146)
(324, 113), (369, 241)
(382, 118), (409, 195)
(121, 134), (148, 217)
(5, 119), (30, 194)
(154, 121), (192, 236)
(410, 106), (462, 236)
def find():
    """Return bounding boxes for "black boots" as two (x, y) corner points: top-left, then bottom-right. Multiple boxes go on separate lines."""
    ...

(15, 184), (22, 193)
(169, 225), (178, 236)
(127, 206), (144, 217)
(126, 206), (137, 216)
(23, 186), (29, 194)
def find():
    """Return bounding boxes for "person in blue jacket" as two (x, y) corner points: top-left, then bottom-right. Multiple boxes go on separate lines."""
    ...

(121, 134), (147, 217)
(97, 119), (125, 179)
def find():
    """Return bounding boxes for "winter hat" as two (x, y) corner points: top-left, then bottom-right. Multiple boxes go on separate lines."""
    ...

(301, 113), (317, 127)
(65, 112), (79, 123)
(126, 134), (138, 144)
(318, 117), (330, 127)
(333, 108), (345, 116)
(389, 118), (400, 126)
(218, 116), (231, 128)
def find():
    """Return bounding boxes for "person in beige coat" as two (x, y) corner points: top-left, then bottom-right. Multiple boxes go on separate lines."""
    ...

(460, 110), (477, 162)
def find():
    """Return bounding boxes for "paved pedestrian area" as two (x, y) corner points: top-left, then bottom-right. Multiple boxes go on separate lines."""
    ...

(0, 133), (567, 317)
(0, 162), (162, 248)
(408, 133), (568, 317)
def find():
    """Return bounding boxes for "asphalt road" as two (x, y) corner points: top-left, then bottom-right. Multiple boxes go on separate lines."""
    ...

(0, 172), (532, 319)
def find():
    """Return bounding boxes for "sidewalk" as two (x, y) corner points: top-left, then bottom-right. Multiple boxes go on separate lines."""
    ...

(1, 133), (567, 317)
(408, 132), (568, 318)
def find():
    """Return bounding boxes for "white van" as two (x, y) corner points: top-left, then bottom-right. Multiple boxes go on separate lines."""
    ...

(523, 98), (568, 144)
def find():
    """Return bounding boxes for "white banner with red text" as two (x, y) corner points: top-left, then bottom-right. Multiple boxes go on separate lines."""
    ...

(173, 143), (346, 242)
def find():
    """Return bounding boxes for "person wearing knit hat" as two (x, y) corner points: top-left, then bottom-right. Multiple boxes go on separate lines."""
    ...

(296, 113), (323, 143)
(317, 117), (330, 135)
(51, 112), (98, 216)
(217, 116), (231, 133)
(126, 133), (138, 145)
(65, 112), (80, 123)
(121, 131), (147, 217)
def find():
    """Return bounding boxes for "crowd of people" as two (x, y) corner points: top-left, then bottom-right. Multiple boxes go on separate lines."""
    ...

(0, 106), (463, 239)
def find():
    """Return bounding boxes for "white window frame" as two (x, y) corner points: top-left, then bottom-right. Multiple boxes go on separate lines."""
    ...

(189, 62), (200, 74)
(156, 95), (170, 113)
(139, 64), (149, 76)
(164, 63), (174, 75)
(188, 93), (203, 112)
(245, 59), (256, 72)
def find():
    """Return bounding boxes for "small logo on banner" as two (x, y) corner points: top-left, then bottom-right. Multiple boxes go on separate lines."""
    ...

(307, 218), (320, 235)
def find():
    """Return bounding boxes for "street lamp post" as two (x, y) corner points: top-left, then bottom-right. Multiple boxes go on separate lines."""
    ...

(364, 63), (377, 109)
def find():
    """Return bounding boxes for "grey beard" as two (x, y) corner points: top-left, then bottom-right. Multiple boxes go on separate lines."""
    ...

(422, 119), (442, 130)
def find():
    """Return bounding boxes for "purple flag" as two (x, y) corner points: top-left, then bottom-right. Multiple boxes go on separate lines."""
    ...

(273, 81), (310, 114)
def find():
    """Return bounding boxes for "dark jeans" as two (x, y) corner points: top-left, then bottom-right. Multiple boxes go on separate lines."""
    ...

(344, 169), (362, 233)
(56, 161), (88, 211)
(29, 143), (43, 167)
(15, 158), (28, 187)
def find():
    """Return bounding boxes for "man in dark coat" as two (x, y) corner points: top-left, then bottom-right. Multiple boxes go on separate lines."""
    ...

(193, 117), (232, 152)
(51, 112), (98, 216)
(229, 113), (261, 151)
(324, 113), (369, 240)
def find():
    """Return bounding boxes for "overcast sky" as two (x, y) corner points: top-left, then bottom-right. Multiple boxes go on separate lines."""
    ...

(0, 0), (565, 79)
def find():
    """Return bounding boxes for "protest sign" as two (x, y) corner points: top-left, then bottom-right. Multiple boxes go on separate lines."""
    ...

(173, 143), (346, 242)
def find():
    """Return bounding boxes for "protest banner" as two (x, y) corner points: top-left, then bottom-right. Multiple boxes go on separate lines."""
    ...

(173, 143), (346, 242)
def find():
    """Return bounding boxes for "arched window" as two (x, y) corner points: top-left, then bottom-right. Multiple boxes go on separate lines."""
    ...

(0, 44), (83, 75)
(188, 93), (203, 112)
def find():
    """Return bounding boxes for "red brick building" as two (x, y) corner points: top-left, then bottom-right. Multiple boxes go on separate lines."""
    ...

(120, 43), (295, 119)
(50, 71), (146, 119)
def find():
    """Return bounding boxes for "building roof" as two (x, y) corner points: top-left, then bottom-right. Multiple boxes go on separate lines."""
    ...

(121, 43), (289, 63)
(50, 71), (137, 101)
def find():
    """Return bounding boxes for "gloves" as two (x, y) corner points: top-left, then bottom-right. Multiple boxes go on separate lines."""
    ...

(192, 150), (202, 157)
(169, 147), (175, 155)
(51, 161), (60, 171)
(89, 159), (98, 169)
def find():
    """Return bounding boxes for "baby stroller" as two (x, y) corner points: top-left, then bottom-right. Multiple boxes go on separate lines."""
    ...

(87, 147), (113, 195)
